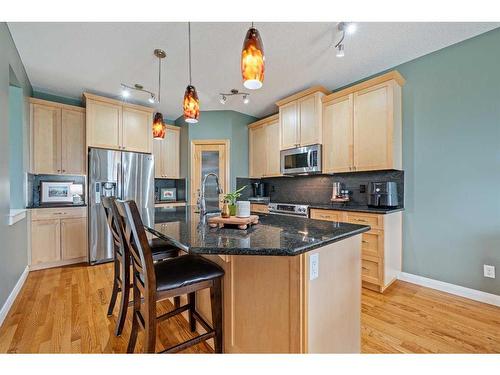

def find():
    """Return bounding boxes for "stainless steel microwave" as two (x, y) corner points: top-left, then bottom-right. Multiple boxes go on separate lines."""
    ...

(280, 144), (322, 175)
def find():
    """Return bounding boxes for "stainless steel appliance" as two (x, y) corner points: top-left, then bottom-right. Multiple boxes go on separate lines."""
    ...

(88, 148), (154, 264)
(268, 203), (309, 217)
(367, 181), (399, 208)
(280, 144), (321, 175)
(251, 182), (266, 197)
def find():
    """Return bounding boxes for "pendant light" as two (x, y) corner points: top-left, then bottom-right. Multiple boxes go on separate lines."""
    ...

(241, 22), (265, 90)
(152, 49), (167, 139)
(183, 22), (200, 123)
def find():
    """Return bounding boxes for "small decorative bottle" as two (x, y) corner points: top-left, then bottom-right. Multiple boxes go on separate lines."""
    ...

(221, 199), (231, 218)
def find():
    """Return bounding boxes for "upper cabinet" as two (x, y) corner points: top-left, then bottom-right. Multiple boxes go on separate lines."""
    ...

(84, 93), (154, 154)
(153, 125), (180, 179)
(276, 86), (330, 150)
(322, 71), (404, 173)
(29, 98), (86, 175)
(248, 114), (281, 178)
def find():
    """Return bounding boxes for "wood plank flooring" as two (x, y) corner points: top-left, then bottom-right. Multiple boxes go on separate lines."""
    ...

(0, 262), (499, 353)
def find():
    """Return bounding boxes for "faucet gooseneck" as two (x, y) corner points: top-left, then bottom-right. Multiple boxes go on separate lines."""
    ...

(199, 173), (223, 215)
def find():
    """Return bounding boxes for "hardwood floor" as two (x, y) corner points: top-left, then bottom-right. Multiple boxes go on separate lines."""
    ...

(0, 262), (499, 353)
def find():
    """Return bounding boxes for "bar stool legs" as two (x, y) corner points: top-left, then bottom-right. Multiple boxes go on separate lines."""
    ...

(210, 278), (223, 353)
(107, 252), (130, 337)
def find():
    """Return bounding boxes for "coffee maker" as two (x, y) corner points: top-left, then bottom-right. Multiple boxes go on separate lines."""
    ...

(251, 182), (266, 198)
(367, 182), (399, 208)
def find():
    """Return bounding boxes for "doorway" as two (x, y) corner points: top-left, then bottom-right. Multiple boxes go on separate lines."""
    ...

(190, 140), (230, 211)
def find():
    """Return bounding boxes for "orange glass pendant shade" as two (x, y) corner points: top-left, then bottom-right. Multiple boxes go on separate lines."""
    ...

(152, 112), (166, 139)
(241, 27), (265, 90)
(183, 85), (200, 123)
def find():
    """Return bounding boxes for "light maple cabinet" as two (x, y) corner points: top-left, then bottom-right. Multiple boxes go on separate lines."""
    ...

(309, 208), (402, 293)
(154, 125), (180, 178)
(248, 114), (281, 178)
(30, 207), (88, 270)
(84, 93), (153, 153)
(29, 98), (86, 175)
(276, 86), (329, 150)
(322, 71), (404, 173)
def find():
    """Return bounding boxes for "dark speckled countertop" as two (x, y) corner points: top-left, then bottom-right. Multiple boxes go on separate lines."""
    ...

(143, 205), (370, 256)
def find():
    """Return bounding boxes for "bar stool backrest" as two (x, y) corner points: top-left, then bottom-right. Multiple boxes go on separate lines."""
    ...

(101, 196), (124, 256)
(115, 199), (156, 293)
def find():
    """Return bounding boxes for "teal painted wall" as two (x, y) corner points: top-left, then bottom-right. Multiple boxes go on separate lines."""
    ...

(32, 90), (83, 107)
(0, 23), (32, 309)
(9, 85), (24, 208)
(176, 110), (257, 202)
(393, 28), (500, 295)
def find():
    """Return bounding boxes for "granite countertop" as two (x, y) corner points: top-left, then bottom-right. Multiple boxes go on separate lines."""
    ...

(308, 203), (404, 214)
(26, 203), (87, 209)
(143, 205), (370, 256)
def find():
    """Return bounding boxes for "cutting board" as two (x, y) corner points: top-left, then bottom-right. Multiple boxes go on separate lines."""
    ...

(207, 215), (259, 230)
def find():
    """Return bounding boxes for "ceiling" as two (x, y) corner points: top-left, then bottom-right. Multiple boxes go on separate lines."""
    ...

(8, 22), (499, 120)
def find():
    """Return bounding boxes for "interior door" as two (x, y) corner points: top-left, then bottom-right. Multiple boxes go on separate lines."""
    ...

(31, 104), (61, 174)
(191, 141), (229, 211)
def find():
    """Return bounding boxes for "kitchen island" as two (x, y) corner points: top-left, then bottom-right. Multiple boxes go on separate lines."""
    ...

(144, 206), (370, 353)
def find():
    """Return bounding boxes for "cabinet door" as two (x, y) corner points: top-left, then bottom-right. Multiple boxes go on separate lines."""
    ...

(249, 125), (267, 178)
(31, 104), (61, 174)
(122, 107), (152, 153)
(31, 219), (61, 265)
(322, 95), (353, 173)
(61, 109), (86, 175)
(87, 100), (121, 150)
(153, 138), (164, 178)
(265, 120), (281, 176)
(279, 101), (298, 150)
(61, 217), (88, 261)
(164, 127), (180, 178)
(298, 94), (320, 146)
(353, 83), (392, 171)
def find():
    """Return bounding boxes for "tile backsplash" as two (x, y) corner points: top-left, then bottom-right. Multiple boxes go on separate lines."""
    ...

(28, 174), (86, 207)
(236, 170), (404, 207)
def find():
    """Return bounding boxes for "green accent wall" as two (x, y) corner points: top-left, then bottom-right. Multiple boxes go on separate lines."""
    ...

(32, 90), (83, 107)
(0, 23), (32, 310)
(394, 28), (500, 295)
(175, 110), (257, 202)
(9, 85), (24, 209)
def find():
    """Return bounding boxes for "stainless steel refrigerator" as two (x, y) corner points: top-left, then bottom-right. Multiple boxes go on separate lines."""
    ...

(88, 148), (154, 264)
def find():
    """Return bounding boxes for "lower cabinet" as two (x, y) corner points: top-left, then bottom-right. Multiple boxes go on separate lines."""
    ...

(309, 208), (402, 293)
(30, 207), (88, 270)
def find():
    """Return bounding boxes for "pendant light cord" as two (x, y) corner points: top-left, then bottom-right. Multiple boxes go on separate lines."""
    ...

(188, 22), (192, 85)
(158, 54), (161, 103)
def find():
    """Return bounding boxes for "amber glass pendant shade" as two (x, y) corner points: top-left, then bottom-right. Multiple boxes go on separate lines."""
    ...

(183, 85), (200, 123)
(241, 27), (265, 90)
(152, 112), (166, 139)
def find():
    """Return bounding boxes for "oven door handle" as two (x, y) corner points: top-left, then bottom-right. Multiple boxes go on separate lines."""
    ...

(307, 150), (312, 169)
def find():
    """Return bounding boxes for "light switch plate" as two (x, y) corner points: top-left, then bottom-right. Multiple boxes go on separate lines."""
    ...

(310, 253), (319, 280)
(484, 265), (496, 278)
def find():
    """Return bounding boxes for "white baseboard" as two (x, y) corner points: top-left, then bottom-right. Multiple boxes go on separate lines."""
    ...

(398, 272), (500, 307)
(0, 266), (29, 327)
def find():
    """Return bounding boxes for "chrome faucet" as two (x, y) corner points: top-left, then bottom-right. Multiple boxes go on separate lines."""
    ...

(199, 173), (223, 215)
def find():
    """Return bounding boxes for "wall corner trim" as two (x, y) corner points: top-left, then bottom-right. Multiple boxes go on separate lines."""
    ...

(398, 272), (500, 307)
(6, 209), (27, 226)
(0, 266), (29, 328)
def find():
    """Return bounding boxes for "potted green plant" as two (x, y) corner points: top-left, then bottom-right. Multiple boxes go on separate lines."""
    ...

(223, 185), (247, 216)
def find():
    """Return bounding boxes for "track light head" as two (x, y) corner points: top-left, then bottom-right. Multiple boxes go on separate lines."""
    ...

(219, 95), (227, 105)
(336, 44), (345, 58)
(243, 95), (250, 104)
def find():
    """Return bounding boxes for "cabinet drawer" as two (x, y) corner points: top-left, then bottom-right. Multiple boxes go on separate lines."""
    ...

(345, 212), (383, 229)
(31, 207), (87, 220)
(250, 203), (269, 214)
(361, 259), (381, 285)
(309, 208), (344, 222)
(361, 230), (383, 259)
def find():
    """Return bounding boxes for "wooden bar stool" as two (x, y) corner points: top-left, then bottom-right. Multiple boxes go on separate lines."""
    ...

(101, 196), (180, 336)
(114, 199), (224, 353)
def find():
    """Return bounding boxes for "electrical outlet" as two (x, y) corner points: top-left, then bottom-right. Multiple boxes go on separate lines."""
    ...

(484, 265), (496, 279)
(310, 253), (319, 280)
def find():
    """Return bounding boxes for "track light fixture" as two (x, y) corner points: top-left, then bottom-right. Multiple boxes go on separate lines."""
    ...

(218, 89), (250, 105)
(334, 22), (356, 58)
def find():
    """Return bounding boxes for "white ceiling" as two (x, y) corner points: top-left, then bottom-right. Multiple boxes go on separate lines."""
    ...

(8, 22), (499, 120)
